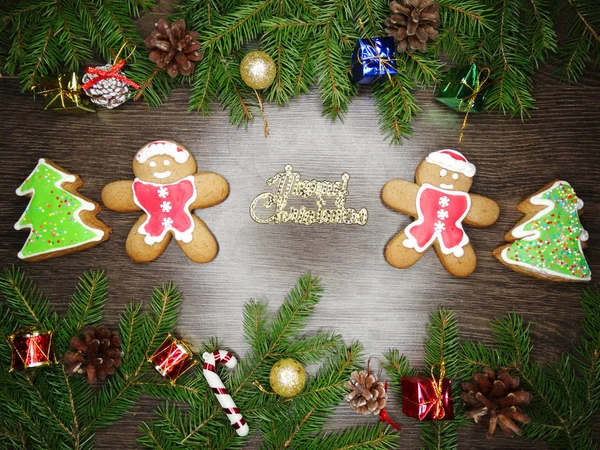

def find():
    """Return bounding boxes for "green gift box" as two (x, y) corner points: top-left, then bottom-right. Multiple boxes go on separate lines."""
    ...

(31, 72), (95, 113)
(434, 64), (489, 113)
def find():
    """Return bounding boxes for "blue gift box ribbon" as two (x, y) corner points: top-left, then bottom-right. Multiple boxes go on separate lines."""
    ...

(351, 37), (397, 84)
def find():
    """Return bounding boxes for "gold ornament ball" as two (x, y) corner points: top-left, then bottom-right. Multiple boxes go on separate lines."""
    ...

(240, 51), (276, 90)
(269, 358), (306, 397)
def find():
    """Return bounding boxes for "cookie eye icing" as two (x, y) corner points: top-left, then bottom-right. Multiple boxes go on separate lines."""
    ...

(440, 169), (448, 177)
(163, 160), (171, 166)
(452, 173), (459, 180)
(149, 161), (157, 168)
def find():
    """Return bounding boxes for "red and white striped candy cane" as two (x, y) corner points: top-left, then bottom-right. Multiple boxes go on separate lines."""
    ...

(202, 350), (249, 437)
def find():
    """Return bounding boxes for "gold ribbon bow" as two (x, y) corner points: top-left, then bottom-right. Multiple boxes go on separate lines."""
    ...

(457, 67), (490, 143)
(429, 361), (446, 420)
(356, 19), (403, 83)
(356, 40), (398, 83)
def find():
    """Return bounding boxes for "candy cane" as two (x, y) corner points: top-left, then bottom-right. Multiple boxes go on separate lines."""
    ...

(202, 350), (249, 437)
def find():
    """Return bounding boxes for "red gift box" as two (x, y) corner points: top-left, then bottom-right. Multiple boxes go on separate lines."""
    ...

(149, 334), (196, 383)
(9, 329), (55, 371)
(401, 375), (454, 421)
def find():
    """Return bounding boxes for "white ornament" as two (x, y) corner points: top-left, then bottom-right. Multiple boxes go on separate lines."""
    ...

(434, 221), (446, 233)
(437, 209), (449, 220)
(162, 217), (174, 229)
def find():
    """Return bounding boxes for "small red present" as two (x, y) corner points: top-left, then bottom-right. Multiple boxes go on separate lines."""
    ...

(149, 334), (196, 383)
(9, 329), (55, 371)
(401, 375), (454, 421)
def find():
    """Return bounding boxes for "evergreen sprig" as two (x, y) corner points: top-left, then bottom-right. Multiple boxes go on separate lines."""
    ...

(1, 0), (599, 143)
(0, 266), (184, 449)
(384, 309), (464, 450)
(139, 273), (400, 449)
(459, 287), (600, 450)
(0, 0), (150, 90)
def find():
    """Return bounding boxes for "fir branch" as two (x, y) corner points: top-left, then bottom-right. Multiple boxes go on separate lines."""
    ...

(243, 299), (270, 350)
(524, 0), (557, 67)
(203, 0), (277, 55)
(372, 73), (419, 145)
(420, 309), (461, 450)
(490, 311), (532, 369)
(128, 58), (183, 109)
(0, 265), (56, 330)
(188, 49), (218, 114)
(314, 0), (357, 120)
(303, 424), (399, 450)
(270, 331), (342, 364)
(213, 54), (254, 126)
(1, 0), (148, 88)
(481, 0), (535, 117)
(270, 274), (322, 338)
(56, 270), (108, 352)
(120, 302), (144, 378)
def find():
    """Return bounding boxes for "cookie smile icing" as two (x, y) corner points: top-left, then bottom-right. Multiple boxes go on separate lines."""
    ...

(153, 170), (172, 179)
(440, 183), (454, 190)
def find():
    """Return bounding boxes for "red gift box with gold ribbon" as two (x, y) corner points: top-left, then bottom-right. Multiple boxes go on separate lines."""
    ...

(401, 375), (454, 421)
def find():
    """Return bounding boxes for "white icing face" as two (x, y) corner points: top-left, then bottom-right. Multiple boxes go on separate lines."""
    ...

(452, 173), (459, 180)
(440, 183), (454, 190)
(133, 154), (197, 184)
(153, 170), (172, 179)
(440, 169), (447, 177)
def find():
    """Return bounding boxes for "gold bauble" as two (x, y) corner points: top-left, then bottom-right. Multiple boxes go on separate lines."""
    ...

(240, 51), (276, 90)
(269, 358), (306, 397)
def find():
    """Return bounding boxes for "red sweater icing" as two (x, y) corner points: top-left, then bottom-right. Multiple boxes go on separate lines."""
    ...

(132, 176), (197, 245)
(403, 184), (471, 257)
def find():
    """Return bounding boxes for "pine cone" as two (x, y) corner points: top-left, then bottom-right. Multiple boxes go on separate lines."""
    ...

(64, 326), (123, 383)
(82, 64), (130, 109)
(145, 19), (202, 77)
(345, 370), (387, 415)
(385, 0), (440, 53)
(462, 367), (533, 439)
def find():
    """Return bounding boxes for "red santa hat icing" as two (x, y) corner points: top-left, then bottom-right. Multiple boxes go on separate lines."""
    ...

(136, 141), (190, 165)
(425, 149), (476, 177)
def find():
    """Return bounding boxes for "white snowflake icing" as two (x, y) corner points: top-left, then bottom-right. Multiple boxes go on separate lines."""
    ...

(437, 209), (449, 220)
(160, 201), (172, 213)
(439, 196), (450, 208)
(157, 186), (169, 198)
(162, 217), (174, 229)
(434, 221), (446, 233)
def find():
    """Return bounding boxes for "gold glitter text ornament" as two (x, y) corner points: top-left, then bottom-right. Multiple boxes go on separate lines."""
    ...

(250, 165), (369, 225)
(269, 358), (306, 397)
(240, 51), (276, 137)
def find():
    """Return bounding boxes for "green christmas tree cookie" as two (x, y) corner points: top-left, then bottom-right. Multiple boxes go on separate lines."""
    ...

(494, 180), (590, 282)
(15, 158), (110, 261)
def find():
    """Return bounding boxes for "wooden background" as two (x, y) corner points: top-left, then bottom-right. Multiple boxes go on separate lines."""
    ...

(0, 62), (599, 449)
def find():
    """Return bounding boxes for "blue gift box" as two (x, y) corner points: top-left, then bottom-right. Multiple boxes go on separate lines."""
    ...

(351, 37), (398, 84)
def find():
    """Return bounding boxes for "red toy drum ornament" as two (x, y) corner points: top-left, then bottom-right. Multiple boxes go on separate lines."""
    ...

(9, 329), (55, 371)
(401, 364), (454, 421)
(149, 334), (196, 383)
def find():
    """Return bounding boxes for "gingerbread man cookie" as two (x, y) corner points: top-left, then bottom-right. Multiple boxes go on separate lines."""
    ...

(102, 140), (229, 263)
(382, 150), (499, 277)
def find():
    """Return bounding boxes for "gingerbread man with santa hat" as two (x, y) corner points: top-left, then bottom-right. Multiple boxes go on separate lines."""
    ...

(382, 149), (499, 277)
(102, 140), (229, 263)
